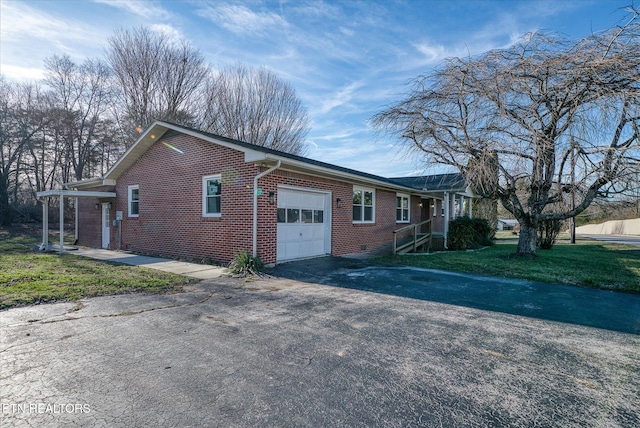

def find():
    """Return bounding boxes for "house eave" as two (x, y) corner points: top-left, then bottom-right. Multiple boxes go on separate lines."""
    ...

(64, 178), (116, 190)
(37, 190), (117, 199)
(257, 154), (427, 195)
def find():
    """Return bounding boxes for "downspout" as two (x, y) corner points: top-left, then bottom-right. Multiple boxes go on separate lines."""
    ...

(253, 160), (281, 258)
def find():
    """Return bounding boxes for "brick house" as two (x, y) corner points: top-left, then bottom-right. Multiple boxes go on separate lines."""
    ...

(39, 121), (474, 265)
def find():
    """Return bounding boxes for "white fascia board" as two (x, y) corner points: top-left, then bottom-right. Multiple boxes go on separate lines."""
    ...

(65, 178), (117, 190)
(244, 150), (268, 163)
(259, 154), (425, 195)
(104, 122), (169, 180)
(37, 190), (117, 199)
(64, 178), (103, 189)
(159, 121), (257, 154)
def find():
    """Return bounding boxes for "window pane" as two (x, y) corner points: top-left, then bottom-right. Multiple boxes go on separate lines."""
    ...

(131, 188), (139, 202)
(277, 208), (286, 223)
(364, 191), (373, 206)
(364, 206), (373, 221)
(207, 180), (221, 197)
(314, 210), (324, 223)
(353, 190), (362, 205)
(131, 201), (139, 215)
(353, 206), (361, 221)
(287, 208), (299, 223)
(402, 209), (409, 221)
(402, 198), (408, 209)
(207, 196), (220, 214)
(301, 209), (313, 223)
(396, 209), (401, 222)
(396, 196), (401, 208)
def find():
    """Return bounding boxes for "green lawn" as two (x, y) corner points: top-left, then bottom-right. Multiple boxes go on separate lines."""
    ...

(381, 236), (640, 294)
(0, 225), (198, 310)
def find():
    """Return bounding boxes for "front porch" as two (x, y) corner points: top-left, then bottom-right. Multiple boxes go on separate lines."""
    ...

(36, 189), (116, 254)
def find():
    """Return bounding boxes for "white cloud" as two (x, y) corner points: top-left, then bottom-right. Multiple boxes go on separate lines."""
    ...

(0, 1), (111, 81)
(0, 64), (46, 81)
(196, 4), (288, 35)
(413, 41), (449, 65)
(91, 0), (171, 20)
(339, 27), (355, 37)
(318, 81), (365, 114)
(1, 1), (96, 44)
(149, 24), (184, 44)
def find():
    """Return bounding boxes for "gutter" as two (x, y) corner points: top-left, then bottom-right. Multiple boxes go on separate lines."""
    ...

(252, 160), (281, 258)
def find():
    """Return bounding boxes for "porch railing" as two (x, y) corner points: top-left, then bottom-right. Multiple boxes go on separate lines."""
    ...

(392, 219), (432, 255)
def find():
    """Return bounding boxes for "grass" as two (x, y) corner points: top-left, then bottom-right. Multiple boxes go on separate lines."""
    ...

(0, 225), (198, 310)
(381, 235), (640, 294)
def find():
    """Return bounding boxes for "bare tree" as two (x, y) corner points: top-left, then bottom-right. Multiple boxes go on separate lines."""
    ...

(107, 26), (208, 139)
(0, 77), (18, 225)
(44, 55), (113, 181)
(0, 78), (50, 225)
(373, 12), (640, 256)
(200, 64), (309, 155)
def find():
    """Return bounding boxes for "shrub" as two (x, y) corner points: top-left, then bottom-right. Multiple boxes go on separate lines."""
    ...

(472, 218), (494, 246)
(228, 251), (265, 276)
(537, 219), (563, 250)
(448, 217), (495, 250)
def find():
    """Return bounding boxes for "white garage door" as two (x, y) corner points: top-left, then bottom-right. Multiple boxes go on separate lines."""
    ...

(277, 188), (330, 262)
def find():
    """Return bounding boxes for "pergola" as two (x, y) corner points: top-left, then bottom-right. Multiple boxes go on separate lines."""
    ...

(36, 189), (116, 253)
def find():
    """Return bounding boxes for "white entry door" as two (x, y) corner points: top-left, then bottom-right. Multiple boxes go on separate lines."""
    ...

(277, 188), (330, 262)
(101, 203), (110, 249)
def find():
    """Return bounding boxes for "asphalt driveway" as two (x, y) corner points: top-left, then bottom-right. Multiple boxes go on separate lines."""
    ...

(272, 256), (640, 335)
(2, 268), (639, 427)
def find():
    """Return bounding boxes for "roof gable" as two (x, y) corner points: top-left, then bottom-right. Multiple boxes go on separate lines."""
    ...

(100, 121), (428, 194)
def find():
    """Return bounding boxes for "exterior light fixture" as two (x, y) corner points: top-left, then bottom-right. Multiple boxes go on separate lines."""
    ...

(268, 191), (275, 205)
(336, 198), (342, 208)
(107, 202), (112, 210)
(95, 203), (99, 210)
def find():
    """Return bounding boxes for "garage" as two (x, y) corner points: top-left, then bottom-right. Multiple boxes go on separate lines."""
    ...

(277, 187), (331, 262)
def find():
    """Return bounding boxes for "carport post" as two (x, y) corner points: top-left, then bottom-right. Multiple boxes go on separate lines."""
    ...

(467, 196), (472, 217)
(42, 199), (49, 249)
(59, 195), (64, 254)
(75, 197), (79, 242)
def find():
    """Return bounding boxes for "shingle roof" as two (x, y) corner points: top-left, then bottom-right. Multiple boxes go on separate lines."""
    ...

(388, 173), (468, 192)
(162, 121), (406, 188)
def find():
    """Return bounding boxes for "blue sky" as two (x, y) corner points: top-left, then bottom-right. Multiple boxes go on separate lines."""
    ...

(0, 0), (635, 177)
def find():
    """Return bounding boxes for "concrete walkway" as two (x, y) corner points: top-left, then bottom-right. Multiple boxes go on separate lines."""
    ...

(72, 247), (228, 279)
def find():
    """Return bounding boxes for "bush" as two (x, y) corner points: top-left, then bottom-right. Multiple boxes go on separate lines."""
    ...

(537, 219), (563, 250)
(228, 251), (265, 276)
(448, 217), (494, 250)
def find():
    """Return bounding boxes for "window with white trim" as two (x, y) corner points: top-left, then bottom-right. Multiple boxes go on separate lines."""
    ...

(353, 187), (374, 223)
(128, 185), (139, 217)
(396, 194), (410, 223)
(202, 174), (222, 217)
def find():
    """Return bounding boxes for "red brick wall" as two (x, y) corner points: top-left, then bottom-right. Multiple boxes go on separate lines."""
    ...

(79, 132), (433, 264)
(113, 132), (258, 264)
(258, 171), (423, 260)
(76, 185), (115, 248)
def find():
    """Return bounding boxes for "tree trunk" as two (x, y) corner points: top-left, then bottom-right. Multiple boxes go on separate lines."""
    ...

(516, 223), (537, 256)
(0, 171), (11, 226)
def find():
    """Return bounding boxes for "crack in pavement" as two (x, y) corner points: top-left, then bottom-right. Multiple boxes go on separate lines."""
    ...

(39, 290), (218, 324)
(0, 291), (219, 355)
